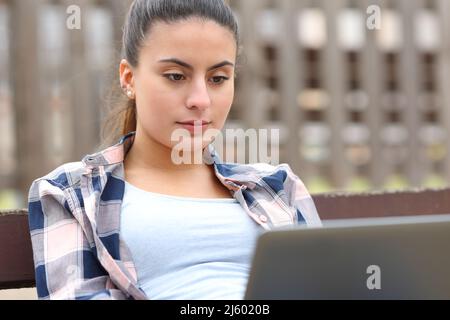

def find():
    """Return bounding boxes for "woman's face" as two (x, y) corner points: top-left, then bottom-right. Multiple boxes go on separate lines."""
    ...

(120, 18), (237, 152)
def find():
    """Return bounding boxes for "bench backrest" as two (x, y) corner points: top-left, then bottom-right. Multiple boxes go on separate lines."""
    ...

(1, 187), (449, 290)
(0, 210), (35, 290)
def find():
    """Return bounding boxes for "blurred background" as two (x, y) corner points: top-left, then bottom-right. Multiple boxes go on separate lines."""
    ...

(1, 0), (450, 211)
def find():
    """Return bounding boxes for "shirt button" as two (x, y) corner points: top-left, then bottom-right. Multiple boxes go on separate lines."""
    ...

(259, 215), (268, 222)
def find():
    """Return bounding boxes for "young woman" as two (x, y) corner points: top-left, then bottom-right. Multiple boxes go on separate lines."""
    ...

(28, 0), (321, 300)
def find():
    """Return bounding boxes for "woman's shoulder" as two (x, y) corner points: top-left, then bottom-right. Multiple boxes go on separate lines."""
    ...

(27, 161), (88, 220)
(229, 161), (311, 194)
(229, 161), (298, 179)
(30, 161), (86, 192)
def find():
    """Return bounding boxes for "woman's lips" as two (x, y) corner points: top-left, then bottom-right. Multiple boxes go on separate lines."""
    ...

(175, 122), (211, 134)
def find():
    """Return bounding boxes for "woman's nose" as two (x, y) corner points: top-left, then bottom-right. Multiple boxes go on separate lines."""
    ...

(186, 79), (211, 111)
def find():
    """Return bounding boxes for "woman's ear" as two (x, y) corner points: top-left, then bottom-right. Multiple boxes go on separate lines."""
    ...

(119, 59), (136, 99)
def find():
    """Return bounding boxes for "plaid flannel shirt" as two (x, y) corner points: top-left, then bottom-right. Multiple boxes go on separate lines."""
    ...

(28, 131), (322, 299)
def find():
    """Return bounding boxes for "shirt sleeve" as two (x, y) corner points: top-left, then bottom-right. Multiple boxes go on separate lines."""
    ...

(282, 164), (322, 227)
(27, 178), (128, 300)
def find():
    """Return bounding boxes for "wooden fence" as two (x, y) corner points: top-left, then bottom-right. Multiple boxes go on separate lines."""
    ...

(230, 0), (450, 193)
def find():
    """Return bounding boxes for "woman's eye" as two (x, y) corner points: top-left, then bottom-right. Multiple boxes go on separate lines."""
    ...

(210, 76), (230, 85)
(164, 73), (185, 82)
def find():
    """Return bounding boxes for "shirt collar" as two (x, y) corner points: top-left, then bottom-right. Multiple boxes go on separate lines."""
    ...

(81, 131), (222, 167)
(81, 131), (258, 191)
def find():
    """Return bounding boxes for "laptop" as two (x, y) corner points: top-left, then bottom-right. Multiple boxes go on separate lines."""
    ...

(244, 214), (450, 299)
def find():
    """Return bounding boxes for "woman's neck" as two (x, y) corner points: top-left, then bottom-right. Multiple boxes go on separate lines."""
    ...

(123, 131), (232, 199)
(124, 130), (209, 174)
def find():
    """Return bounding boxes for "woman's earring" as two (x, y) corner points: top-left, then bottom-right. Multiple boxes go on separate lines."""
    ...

(126, 89), (134, 99)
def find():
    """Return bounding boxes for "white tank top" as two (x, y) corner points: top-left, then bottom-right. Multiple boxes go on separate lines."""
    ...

(120, 181), (264, 300)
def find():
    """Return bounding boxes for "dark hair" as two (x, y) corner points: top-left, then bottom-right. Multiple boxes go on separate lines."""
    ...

(100, 0), (242, 149)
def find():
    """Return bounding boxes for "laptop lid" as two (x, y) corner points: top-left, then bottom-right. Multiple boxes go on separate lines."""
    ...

(244, 214), (450, 299)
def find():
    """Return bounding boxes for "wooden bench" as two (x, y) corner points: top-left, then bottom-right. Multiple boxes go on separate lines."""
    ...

(0, 209), (35, 290)
(1, 187), (450, 291)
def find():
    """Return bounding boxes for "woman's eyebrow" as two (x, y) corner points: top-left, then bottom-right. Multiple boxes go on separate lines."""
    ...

(158, 58), (234, 71)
